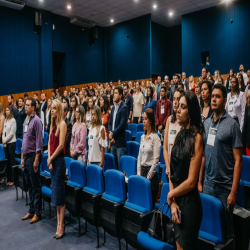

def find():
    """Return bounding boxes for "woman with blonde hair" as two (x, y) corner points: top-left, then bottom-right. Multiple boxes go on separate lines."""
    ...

(45, 97), (53, 132)
(70, 105), (87, 164)
(88, 105), (107, 167)
(188, 75), (195, 92)
(214, 70), (221, 84)
(47, 99), (67, 239)
(0, 103), (5, 144)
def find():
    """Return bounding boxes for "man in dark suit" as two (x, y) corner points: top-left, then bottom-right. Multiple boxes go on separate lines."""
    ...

(108, 86), (127, 168)
(169, 74), (180, 101)
(182, 72), (189, 91)
(40, 93), (47, 127)
(62, 103), (72, 158)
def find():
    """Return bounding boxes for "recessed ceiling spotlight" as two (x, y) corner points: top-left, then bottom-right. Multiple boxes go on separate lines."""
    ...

(169, 12), (173, 16)
(110, 19), (114, 23)
(153, 4), (157, 9)
(38, 0), (43, 2)
(67, 5), (71, 10)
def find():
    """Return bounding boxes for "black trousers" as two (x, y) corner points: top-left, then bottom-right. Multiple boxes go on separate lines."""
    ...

(4, 142), (16, 182)
(24, 153), (42, 216)
(133, 117), (139, 124)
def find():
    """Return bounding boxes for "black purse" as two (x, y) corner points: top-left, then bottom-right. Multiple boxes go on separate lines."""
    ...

(147, 202), (175, 246)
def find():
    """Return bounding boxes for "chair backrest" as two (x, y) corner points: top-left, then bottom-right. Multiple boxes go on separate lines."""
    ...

(0, 144), (6, 160)
(236, 179), (245, 208)
(105, 170), (126, 202)
(104, 153), (116, 172)
(70, 160), (86, 187)
(137, 123), (144, 132)
(128, 175), (153, 212)
(161, 165), (168, 183)
(125, 130), (132, 142)
(159, 183), (171, 216)
(43, 132), (48, 146)
(86, 164), (104, 193)
(86, 136), (89, 151)
(119, 155), (137, 177)
(241, 155), (250, 182)
(128, 123), (137, 137)
(200, 193), (225, 244)
(41, 153), (50, 173)
(15, 138), (23, 154)
(64, 157), (73, 178)
(135, 132), (144, 144)
(157, 132), (161, 140)
(160, 146), (164, 165)
(126, 141), (140, 159)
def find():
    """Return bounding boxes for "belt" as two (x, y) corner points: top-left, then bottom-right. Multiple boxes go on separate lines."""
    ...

(24, 152), (36, 157)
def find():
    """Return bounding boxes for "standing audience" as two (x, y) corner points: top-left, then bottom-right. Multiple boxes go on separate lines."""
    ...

(200, 81), (213, 123)
(132, 81), (144, 124)
(14, 97), (26, 139)
(0, 103), (5, 144)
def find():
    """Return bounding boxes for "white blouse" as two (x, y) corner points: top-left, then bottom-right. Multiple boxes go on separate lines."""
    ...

(137, 132), (161, 180)
(225, 92), (246, 131)
(88, 125), (107, 163)
(2, 118), (16, 144)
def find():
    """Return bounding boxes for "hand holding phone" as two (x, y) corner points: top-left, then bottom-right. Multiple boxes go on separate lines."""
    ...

(177, 210), (181, 223)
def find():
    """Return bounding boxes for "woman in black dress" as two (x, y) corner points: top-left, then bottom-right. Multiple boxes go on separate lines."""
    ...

(167, 91), (204, 250)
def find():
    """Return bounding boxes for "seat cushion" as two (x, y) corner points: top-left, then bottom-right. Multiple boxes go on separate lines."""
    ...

(125, 202), (147, 213)
(102, 193), (122, 203)
(137, 231), (174, 250)
(83, 186), (101, 195)
(199, 230), (221, 244)
(40, 171), (51, 177)
(243, 180), (250, 186)
(41, 186), (52, 196)
(67, 181), (83, 189)
(15, 158), (21, 163)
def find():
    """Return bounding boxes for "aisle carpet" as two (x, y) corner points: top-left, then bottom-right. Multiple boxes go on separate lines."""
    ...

(0, 185), (135, 250)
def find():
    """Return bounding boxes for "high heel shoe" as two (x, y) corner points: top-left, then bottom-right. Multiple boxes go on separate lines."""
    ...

(53, 234), (58, 238)
(56, 226), (65, 240)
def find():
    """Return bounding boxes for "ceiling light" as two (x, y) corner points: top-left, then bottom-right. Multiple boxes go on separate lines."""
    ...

(110, 19), (114, 23)
(38, 0), (43, 2)
(169, 12), (173, 16)
(67, 5), (71, 10)
(153, 4), (157, 9)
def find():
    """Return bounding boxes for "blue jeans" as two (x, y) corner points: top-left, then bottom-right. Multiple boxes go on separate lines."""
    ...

(203, 177), (234, 242)
(110, 145), (126, 169)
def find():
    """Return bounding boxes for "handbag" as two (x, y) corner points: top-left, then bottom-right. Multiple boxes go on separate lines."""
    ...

(147, 202), (175, 246)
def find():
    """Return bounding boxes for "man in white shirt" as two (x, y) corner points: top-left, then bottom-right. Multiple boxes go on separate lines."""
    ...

(237, 64), (248, 86)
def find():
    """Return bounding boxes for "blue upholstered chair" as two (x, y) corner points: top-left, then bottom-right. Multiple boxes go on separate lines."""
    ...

(15, 138), (22, 162)
(125, 130), (132, 142)
(100, 170), (127, 250)
(0, 144), (8, 189)
(103, 153), (116, 172)
(198, 193), (234, 249)
(119, 156), (137, 177)
(135, 132), (144, 144)
(64, 157), (73, 178)
(86, 136), (89, 151)
(155, 183), (171, 214)
(40, 153), (51, 187)
(41, 186), (53, 218)
(137, 123), (144, 132)
(128, 123), (137, 138)
(236, 179), (245, 208)
(241, 155), (250, 185)
(122, 175), (154, 249)
(81, 164), (105, 248)
(65, 160), (86, 235)
(126, 141), (139, 159)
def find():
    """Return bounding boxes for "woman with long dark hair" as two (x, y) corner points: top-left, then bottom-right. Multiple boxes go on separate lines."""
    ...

(143, 86), (157, 114)
(107, 94), (113, 110)
(132, 81), (144, 124)
(195, 81), (201, 106)
(67, 96), (78, 125)
(168, 91), (203, 250)
(225, 76), (246, 131)
(86, 98), (93, 130)
(137, 108), (161, 206)
(163, 89), (182, 177)
(99, 95), (110, 138)
(225, 69), (234, 93)
(78, 91), (87, 112)
(200, 81), (213, 123)
(238, 73), (246, 92)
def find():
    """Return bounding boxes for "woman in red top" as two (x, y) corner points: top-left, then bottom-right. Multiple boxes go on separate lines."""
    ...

(188, 75), (195, 93)
(47, 99), (67, 240)
(100, 95), (110, 138)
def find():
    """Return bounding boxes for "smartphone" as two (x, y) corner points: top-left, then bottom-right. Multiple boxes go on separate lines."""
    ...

(178, 210), (181, 223)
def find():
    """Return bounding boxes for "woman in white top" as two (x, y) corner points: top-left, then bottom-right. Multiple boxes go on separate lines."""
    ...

(0, 103), (5, 144)
(137, 108), (161, 206)
(2, 105), (17, 185)
(163, 89), (182, 177)
(86, 98), (93, 130)
(225, 76), (246, 131)
(132, 81), (144, 124)
(88, 105), (107, 167)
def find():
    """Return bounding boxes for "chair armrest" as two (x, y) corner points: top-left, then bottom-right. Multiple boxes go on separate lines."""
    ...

(214, 238), (234, 250)
(114, 201), (126, 209)
(140, 210), (155, 231)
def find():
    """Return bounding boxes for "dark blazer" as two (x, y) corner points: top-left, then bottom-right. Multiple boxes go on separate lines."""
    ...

(64, 117), (72, 157)
(169, 84), (178, 102)
(108, 101), (127, 148)
(41, 101), (47, 127)
(183, 80), (189, 91)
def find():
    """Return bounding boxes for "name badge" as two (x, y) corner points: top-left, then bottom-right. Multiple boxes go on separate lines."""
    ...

(24, 121), (29, 133)
(161, 105), (164, 114)
(102, 118), (104, 124)
(207, 127), (217, 146)
(90, 135), (93, 139)
(228, 101), (234, 112)
(168, 129), (176, 144)
(86, 114), (91, 121)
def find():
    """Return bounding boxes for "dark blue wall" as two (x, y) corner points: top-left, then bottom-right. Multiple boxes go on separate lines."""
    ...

(104, 14), (152, 82)
(0, 6), (52, 95)
(182, 1), (250, 77)
(51, 14), (104, 87)
(152, 22), (182, 78)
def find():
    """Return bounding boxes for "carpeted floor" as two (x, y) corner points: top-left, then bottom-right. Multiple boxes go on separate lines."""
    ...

(0, 185), (135, 250)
